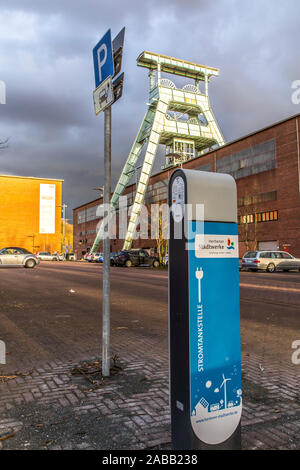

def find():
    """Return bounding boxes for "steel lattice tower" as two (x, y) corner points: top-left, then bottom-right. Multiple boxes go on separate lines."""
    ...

(91, 51), (225, 253)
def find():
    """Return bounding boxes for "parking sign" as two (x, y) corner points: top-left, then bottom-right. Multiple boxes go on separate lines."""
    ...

(93, 29), (114, 88)
(93, 76), (114, 115)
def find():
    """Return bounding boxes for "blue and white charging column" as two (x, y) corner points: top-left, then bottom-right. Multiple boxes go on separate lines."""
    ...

(168, 169), (242, 450)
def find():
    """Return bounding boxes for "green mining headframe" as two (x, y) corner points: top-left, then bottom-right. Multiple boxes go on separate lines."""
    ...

(90, 51), (225, 254)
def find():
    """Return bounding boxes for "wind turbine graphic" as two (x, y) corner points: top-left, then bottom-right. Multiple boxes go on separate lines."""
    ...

(220, 374), (231, 409)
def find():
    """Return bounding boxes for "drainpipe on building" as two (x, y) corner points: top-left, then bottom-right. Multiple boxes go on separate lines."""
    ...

(296, 117), (300, 197)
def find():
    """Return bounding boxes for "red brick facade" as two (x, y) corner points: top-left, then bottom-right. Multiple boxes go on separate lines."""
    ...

(73, 113), (300, 259)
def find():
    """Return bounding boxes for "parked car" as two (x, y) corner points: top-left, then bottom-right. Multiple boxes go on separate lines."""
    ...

(0, 247), (40, 268)
(241, 250), (300, 272)
(162, 254), (168, 266)
(110, 252), (118, 266)
(36, 252), (58, 261)
(53, 252), (64, 261)
(92, 252), (103, 263)
(85, 253), (93, 262)
(113, 249), (160, 268)
(67, 253), (76, 261)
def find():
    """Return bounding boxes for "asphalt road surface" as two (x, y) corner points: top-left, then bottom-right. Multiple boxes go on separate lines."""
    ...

(0, 261), (299, 373)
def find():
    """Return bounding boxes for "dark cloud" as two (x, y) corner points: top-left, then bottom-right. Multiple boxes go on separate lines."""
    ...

(0, 0), (300, 220)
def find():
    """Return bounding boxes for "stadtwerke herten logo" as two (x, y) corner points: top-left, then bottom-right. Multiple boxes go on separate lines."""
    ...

(227, 238), (235, 250)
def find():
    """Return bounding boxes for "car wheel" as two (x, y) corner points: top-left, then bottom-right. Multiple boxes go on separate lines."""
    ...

(25, 259), (36, 269)
(125, 259), (132, 268)
(153, 260), (160, 268)
(266, 263), (276, 273)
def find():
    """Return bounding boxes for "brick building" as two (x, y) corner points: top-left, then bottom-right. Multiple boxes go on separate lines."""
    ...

(73, 113), (300, 259)
(0, 174), (63, 253)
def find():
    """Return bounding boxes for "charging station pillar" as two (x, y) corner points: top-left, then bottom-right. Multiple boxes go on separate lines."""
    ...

(168, 169), (242, 450)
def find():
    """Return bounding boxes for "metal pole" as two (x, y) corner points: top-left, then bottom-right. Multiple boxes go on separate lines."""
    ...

(62, 204), (67, 257)
(102, 105), (111, 377)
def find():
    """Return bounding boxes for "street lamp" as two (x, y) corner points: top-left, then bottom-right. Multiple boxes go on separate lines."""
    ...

(93, 186), (104, 198)
(57, 203), (67, 257)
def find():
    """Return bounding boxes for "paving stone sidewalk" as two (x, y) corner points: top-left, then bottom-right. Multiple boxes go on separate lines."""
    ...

(0, 350), (300, 450)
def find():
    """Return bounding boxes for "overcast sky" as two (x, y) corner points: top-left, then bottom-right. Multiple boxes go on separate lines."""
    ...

(1, 0), (300, 219)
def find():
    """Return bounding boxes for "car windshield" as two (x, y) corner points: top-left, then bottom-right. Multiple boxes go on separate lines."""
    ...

(243, 252), (257, 259)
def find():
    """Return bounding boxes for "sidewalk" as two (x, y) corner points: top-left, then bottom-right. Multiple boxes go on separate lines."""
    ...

(1, 349), (300, 450)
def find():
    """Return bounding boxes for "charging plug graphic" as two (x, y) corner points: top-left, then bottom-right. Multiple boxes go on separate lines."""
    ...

(195, 267), (204, 303)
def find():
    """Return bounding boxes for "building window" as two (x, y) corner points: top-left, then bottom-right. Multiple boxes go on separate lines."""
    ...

(238, 191), (277, 207)
(77, 206), (102, 224)
(217, 139), (276, 180)
(240, 210), (278, 224)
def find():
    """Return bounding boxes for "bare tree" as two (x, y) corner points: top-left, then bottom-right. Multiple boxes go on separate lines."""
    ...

(150, 202), (169, 264)
(238, 179), (259, 253)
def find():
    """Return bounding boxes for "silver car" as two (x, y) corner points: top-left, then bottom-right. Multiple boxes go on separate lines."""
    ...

(242, 250), (300, 273)
(0, 247), (40, 268)
(36, 252), (58, 261)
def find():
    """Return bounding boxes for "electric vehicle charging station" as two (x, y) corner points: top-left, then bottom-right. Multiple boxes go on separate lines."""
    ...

(169, 169), (242, 450)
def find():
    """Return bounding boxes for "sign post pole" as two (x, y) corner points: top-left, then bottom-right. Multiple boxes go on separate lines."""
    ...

(102, 105), (111, 377)
(92, 28), (125, 378)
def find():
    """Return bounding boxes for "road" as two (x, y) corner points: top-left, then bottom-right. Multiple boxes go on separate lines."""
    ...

(0, 262), (169, 372)
(1, 261), (300, 450)
(0, 262), (299, 372)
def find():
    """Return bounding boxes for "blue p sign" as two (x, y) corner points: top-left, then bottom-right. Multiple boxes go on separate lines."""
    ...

(93, 29), (114, 88)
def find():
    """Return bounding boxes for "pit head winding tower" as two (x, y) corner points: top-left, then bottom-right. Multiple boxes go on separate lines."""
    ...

(91, 51), (225, 252)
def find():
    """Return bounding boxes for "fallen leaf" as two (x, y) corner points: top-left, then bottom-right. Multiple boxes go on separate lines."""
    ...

(0, 434), (15, 442)
(0, 375), (17, 381)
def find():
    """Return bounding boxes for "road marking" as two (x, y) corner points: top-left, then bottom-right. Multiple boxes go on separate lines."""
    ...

(240, 283), (300, 293)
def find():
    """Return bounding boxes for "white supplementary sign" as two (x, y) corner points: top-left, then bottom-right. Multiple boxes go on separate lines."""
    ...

(195, 234), (239, 258)
(39, 184), (56, 234)
(93, 76), (114, 115)
(0, 80), (5, 104)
